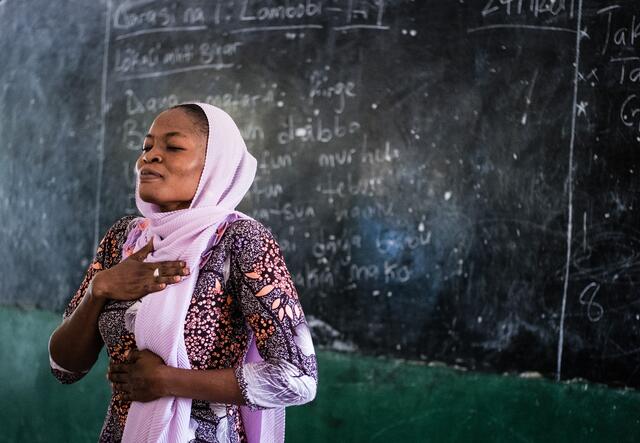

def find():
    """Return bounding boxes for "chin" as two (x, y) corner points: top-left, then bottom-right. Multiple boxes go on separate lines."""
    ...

(138, 187), (163, 204)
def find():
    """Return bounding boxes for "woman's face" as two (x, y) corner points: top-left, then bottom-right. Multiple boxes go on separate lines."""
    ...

(135, 108), (207, 212)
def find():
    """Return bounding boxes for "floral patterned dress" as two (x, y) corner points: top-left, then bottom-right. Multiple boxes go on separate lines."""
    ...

(49, 215), (317, 442)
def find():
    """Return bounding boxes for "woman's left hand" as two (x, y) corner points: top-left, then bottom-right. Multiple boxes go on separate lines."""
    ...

(107, 349), (167, 402)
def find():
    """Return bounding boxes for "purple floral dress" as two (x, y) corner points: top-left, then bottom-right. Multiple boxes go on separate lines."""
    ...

(49, 215), (317, 442)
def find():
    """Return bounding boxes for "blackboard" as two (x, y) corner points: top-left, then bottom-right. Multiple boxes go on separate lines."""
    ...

(0, 0), (106, 310)
(3, 0), (640, 388)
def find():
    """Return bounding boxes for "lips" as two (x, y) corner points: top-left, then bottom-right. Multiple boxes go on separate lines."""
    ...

(139, 167), (163, 178)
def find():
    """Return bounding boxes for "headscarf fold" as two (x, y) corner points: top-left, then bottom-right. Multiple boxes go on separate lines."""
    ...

(120, 103), (279, 442)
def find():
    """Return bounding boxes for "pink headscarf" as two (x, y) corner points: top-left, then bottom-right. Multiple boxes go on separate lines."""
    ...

(121, 103), (278, 442)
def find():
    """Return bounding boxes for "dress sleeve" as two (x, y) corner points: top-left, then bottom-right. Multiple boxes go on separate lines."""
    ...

(231, 221), (318, 410)
(49, 215), (138, 384)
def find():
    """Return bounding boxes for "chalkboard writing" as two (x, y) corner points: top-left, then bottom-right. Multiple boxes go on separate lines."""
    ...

(3, 0), (640, 388)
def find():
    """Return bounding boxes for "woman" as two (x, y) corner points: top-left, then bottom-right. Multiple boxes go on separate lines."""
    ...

(48, 103), (317, 442)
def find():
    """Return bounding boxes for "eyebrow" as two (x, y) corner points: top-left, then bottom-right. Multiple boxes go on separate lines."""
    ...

(144, 131), (188, 139)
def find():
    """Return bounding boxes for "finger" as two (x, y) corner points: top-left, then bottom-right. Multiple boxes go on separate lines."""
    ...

(125, 350), (135, 362)
(148, 261), (190, 276)
(162, 263), (191, 277)
(113, 381), (128, 392)
(130, 242), (150, 259)
(125, 349), (142, 363)
(139, 240), (154, 258)
(109, 373), (128, 383)
(143, 282), (168, 293)
(156, 274), (186, 285)
(130, 239), (154, 260)
(109, 363), (128, 373)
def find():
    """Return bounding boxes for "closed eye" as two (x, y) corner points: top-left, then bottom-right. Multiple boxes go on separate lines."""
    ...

(141, 145), (183, 152)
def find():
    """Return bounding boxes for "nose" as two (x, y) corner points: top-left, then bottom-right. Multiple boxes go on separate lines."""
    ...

(142, 148), (162, 164)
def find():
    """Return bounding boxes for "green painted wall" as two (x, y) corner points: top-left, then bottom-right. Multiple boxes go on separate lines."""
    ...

(2, 305), (639, 442)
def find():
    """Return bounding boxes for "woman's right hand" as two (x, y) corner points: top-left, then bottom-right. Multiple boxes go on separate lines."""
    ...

(89, 238), (190, 302)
